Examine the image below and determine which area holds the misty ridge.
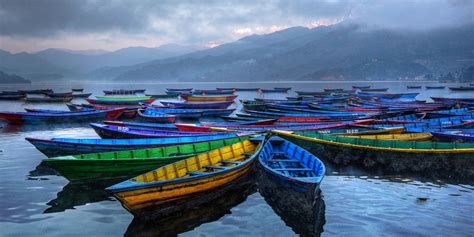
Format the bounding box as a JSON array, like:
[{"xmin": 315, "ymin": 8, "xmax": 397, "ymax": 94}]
[{"xmin": 1, "ymin": 22, "xmax": 473, "ymax": 83}]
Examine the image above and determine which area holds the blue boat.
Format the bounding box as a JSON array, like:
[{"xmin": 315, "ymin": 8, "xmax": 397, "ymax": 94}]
[
  {"xmin": 144, "ymin": 107, "xmax": 235, "ymax": 118},
  {"xmin": 258, "ymin": 136, "xmax": 325, "ymax": 201},
  {"xmin": 90, "ymin": 123, "xmax": 225, "ymax": 139},
  {"xmin": 432, "ymin": 132, "xmax": 474, "ymax": 143},
  {"xmin": 25, "ymin": 133, "xmax": 248, "ymax": 157}
]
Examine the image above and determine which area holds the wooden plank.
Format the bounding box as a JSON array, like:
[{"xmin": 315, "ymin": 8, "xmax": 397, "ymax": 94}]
[
  {"xmin": 274, "ymin": 168, "xmax": 313, "ymax": 172},
  {"xmin": 187, "ymin": 171, "xmax": 208, "ymax": 176},
  {"xmin": 203, "ymin": 165, "xmax": 227, "ymax": 170},
  {"xmin": 221, "ymin": 160, "xmax": 241, "ymax": 164},
  {"xmin": 268, "ymin": 160, "xmax": 301, "ymax": 163}
]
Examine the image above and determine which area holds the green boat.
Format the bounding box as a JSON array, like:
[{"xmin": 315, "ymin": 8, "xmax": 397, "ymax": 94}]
[
  {"xmin": 43, "ymin": 135, "xmax": 252, "ymax": 184},
  {"xmin": 272, "ymin": 130, "xmax": 474, "ymax": 180},
  {"xmin": 95, "ymin": 95, "xmax": 152, "ymax": 101}
]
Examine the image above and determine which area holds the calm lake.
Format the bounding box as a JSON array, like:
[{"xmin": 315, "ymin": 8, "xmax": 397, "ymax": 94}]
[{"xmin": 0, "ymin": 81, "xmax": 473, "ymax": 236}]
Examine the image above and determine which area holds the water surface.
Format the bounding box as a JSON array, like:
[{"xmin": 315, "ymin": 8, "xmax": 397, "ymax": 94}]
[{"xmin": 1, "ymin": 81, "xmax": 473, "ymax": 236}]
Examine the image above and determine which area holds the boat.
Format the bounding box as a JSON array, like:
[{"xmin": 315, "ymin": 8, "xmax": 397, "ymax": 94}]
[
  {"xmin": 426, "ymin": 86, "xmax": 445, "ymax": 89},
  {"xmin": 145, "ymin": 93, "xmax": 178, "ymax": 99},
  {"xmin": 407, "ymin": 86, "xmax": 422, "ymax": 89},
  {"xmin": 432, "ymin": 132, "xmax": 474, "ymax": 143},
  {"xmin": 143, "ymin": 107, "xmax": 235, "ymax": 118},
  {"xmin": 272, "ymin": 130, "xmax": 474, "ymax": 180},
  {"xmin": 260, "ymin": 88, "xmax": 291, "ymax": 93},
  {"xmin": 358, "ymin": 92, "xmax": 418, "ymax": 99},
  {"xmin": 449, "ymin": 86, "xmax": 474, "ymax": 91},
  {"xmin": 71, "ymin": 93, "xmax": 92, "ymax": 98},
  {"xmin": 159, "ymin": 101, "xmax": 233, "ymax": 109},
  {"xmin": 106, "ymin": 136, "xmax": 264, "ymax": 219},
  {"xmin": 1, "ymin": 90, "xmax": 25, "ymax": 95},
  {"xmin": 166, "ymin": 88, "xmax": 193, "ymax": 92},
  {"xmin": 0, "ymin": 108, "xmax": 125, "ymax": 125},
  {"xmin": 241, "ymin": 100, "xmax": 267, "ymax": 111},
  {"xmin": 19, "ymin": 89, "xmax": 53, "ymax": 94},
  {"xmin": 86, "ymin": 98, "xmax": 155, "ymax": 105},
  {"xmin": 72, "ymin": 88, "xmax": 84, "ymax": 92},
  {"xmin": 95, "ymin": 95, "xmax": 151, "ymax": 100},
  {"xmin": 26, "ymin": 133, "xmax": 250, "ymax": 157},
  {"xmin": 66, "ymin": 103, "xmax": 138, "ymax": 118},
  {"xmin": 103, "ymin": 89, "xmax": 145, "ymax": 95},
  {"xmin": 342, "ymin": 132, "xmax": 433, "ymax": 141},
  {"xmin": 258, "ymin": 136, "xmax": 325, "ymax": 202},
  {"xmin": 137, "ymin": 109, "xmax": 177, "ymax": 123},
  {"xmin": 42, "ymin": 135, "xmax": 253, "ymax": 184},
  {"xmin": 430, "ymin": 97, "xmax": 474, "ymax": 104},
  {"xmin": 103, "ymin": 121, "xmax": 178, "ymax": 130},
  {"xmin": 193, "ymin": 89, "xmax": 234, "ymax": 95},
  {"xmin": 24, "ymin": 97, "xmax": 73, "ymax": 103},
  {"xmin": 45, "ymin": 92, "xmax": 74, "ymax": 97},
  {"xmin": 89, "ymin": 123, "xmax": 226, "ymax": 139},
  {"xmin": 324, "ymin": 88, "xmax": 344, "ymax": 92},
  {"xmin": 295, "ymin": 91, "xmax": 332, "ymax": 96},
  {"xmin": 180, "ymin": 94, "xmax": 238, "ymax": 102},
  {"xmin": 360, "ymin": 88, "xmax": 389, "ymax": 92},
  {"xmin": 274, "ymin": 87, "xmax": 292, "ymax": 91},
  {"xmin": 352, "ymin": 86, "xmax": 371, "ymax": 89},
  {"xmin": 0, "ymin": 94, "xmax": 25, "ymax": 100}
]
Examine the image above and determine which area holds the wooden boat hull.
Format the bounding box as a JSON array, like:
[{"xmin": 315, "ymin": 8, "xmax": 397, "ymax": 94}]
[
  {"xmin": 258, "ymin": 137, "xmax": 325, "ymax": 202},
  {"xmin": 180, "ymin": 94, "xmax": 238, "ymax": 101},
  {"xmin": 432, "ymin": 132, "xmax": 474, "ymax": 143},
  {"xmin": 449, "ymin": 87, "xmax": 474, "ymax": 91},
  {"xmin": 71, "ymin": 93, "xmax": 92, "ymax": 98},
  {"xmin": 273, "ymin": 131, "xmax": 474, "ymax": 180},
  {"xmin": 90, "ymin": 123, "xmax": 223, "ymax": 139},
  {"xmin": 87, "ymin": 98, "xmax": 155, "ymax": 105},
  {"xmin": 0, "ymin": 108, "xmax": 125, "ymax": 125},
  {"xmin": 121, "ymin": 167, "xmax": 256, "ymax": 220},
  {"xmin": 137, "ymin": 109, "xmax": 176, "ymax": 123},
  {"xmin": 0, "ymin": 95, "xmax": 25, "ymax": 100},
  {"xmin": 43, "ymin": 135, "xmax": 251, "ymax": 184},
  {"xmin": 45, "ymin": 92, "xmax": 73, "ymax": 97},
  {"xmin": 24, "ymin": 97, "xmax": 73, "ymax": 103},
  {"xmin": 159, "ymin": 101, "xmax": 233, "ymax": 109},
  {"xmin": 107, "ymin": 138, "xmax": 263, "ymax": 219},
  {"xmin": 26, "ymin": 133, "xmax": 246, "ymax": 157}
]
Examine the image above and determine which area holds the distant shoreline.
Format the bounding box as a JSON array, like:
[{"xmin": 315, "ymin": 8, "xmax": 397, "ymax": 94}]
[{"xmin": 0, "ymin": 80, "xmax": 460, "ymax": 86}]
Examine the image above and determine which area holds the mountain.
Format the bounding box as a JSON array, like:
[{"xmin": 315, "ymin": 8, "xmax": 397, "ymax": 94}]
[
  {"xmin": 0, "ymin": 44, "xmax": 204, "ymax": 81},
  {"xmin": 111, "ymin": 23, "xmax": 474, "ymax": 81},
  {"xmin": 0, "ymin": 70, "xmax": 31, "ymax": 84},
  {"xmin": 0, "ymin": 50, "xmax": 68, "ymax": 81},
  {"xmin": 34, "ymin": 44, "xmax": 204, "ymax": 74}
]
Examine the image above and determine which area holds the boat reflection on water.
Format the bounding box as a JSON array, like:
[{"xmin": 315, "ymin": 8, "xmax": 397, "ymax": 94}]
[
  {"xmin": 125, "ymin": 182, "xmax": 257, "ymax": 236},
  {"xmin": 44, "ymin": 182, "xmax": 114, "ymax": 213},
  {"xmin": 258, "ymin": 169, "xmax": 326, "ymax": 237},
  {"xmin": 28, "ymin": 162, "xmax": 59, "ymax": 178}
]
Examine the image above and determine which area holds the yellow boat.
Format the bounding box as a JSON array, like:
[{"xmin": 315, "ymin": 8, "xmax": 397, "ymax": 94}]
[
  {"xmin": 180, "ymin": 94, "xmax": 238, "ymax": 101},
  {"xmin": 341, "ymin": 132, "xmax": 432, "ymax": 141},
  {"xmin": 107, "ymin": 137, "xmax": 264, "ymax": 219}
]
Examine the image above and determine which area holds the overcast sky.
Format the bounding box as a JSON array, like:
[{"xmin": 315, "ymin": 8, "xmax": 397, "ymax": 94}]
[{"xmin": 0, "ymin": 0, "xmax": 472, "ymax": 53}]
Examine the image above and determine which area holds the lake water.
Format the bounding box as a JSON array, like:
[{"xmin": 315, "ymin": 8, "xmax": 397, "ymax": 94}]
[{"xmin": 0, "ymin": 81, "xmax": 473, "ymax": 236}]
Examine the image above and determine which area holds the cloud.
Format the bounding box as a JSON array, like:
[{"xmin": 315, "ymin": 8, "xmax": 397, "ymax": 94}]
[{"xmin": 0, "ymin": 0, "xmax": 472, "ymax": 52}]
